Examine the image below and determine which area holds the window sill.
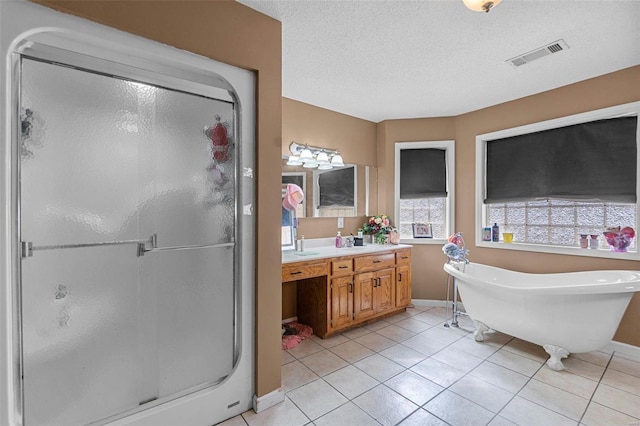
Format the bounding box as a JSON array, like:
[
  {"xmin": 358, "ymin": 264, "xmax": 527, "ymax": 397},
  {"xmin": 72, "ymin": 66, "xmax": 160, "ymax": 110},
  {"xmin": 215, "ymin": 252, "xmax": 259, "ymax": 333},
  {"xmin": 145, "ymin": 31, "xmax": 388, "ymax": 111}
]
[{"xmin": 476, "ymin": 240, "xmax": 639, "ymax": 260}]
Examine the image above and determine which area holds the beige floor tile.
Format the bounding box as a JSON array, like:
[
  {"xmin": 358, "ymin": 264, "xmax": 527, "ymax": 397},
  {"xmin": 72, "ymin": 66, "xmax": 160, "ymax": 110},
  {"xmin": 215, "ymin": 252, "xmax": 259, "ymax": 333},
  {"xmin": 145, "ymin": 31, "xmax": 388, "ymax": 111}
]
[
  {"xmin": 449, "ymin": 335, "xmax": 501, "ymax": 359},
  {"xmin": 375, "ymin": 324, "xmax": 416, "ymax": 342},
  {"xmin": 323, "ymin": 365, "xmax": 379, "ymax": 400},
  {"xmin": 405, "ymin": 305, "xmax": 431, "ymax": 315},
  {"xmin": 242, "ymin": 397, "xmax": 309, "ymax": 426},
  {"xmin": 592, "ymin": 383, "xmax": 640, "ymax": 418},
  {"xmin": 412, "ymin": 311, "xmax": 447, "ymax": 325},
  {"xmin": 379, "ymin": 344, "xmax": 426, "ymax": 368},
  {"xmin": 342, "ymin": 326, "xmax": 373, "ymax": 339},
  {"xmin": 354, "ymin": 353, "xmax": 405, "ymax": 382},
  {"xmin": 465, "ymin": 330, "xmax": 513, "ymax": 347},
  {"xmin": 609, "ymin": 353, "xmax": 640, "ymax": 378},
  {"xmin": 600, "ymin": 367, "xmax": 640, "ymax": 396},
  {"xmin": 532, "ymin": 365, "xmax": 598, "ymax": 399},
  {"xmin": 487, "ymin": 416, "xmax": 517, "ymax": 426},
  {"xmin": 218, "ymin": 414, "xmax": 248, "ymax": 425},
  {"xmin": 385, "ymin": 311, "xmax": 414, "ymax": 323},
  {"xmin": 449, "ymin": 374, "xmax": 514, "ymax": 413},
  {"xmin": 384, "ymin": 370, "xmax": 444, "ymax": 406},
  {"xmin": 518, "ymin": 379, "xmax": 589, "ymax": 421},
  {"xmin": 287, "ymin": 379, "xmax": 348, "ymax": 421},
  {"xmin": 432, "ymin": 345, "xmax": 485, "ymax": 373},
  {"xmin": 310, "ymin": 333, "xmax": 350, "ymax": 348},
  {"xmin": 282, "ymin": 349, "xmax": 296, "ymax": 365},
  {"xmin": 502, "ymin": 338, "xmax": 548, "ymax": 362},
  {"xmin": 286, "ymin": 338, "xmax": 324, "ymax": 359},
  {"xmin": 469, "ymin": 361, "xmax": 529, "ymax": 394},
  {"xmin": 563, "ymin": 356, "xmax": 607, "ymax": 381},
  {"xmin": 352, "ymin": 385, "xmax": 418, "ymax": 426},
  {"xmin": 397, "ymin": 408, "xmax": 448, "ymax": 426},
  {"xmin": 581, "ymin": 401, "xmax": 640, "ymax": 426},
  {"xmin": 329, "ymin": 340, "xmax": 375, "ymax": 363},
  {"xmin": 424, "ymin": 390, "xmax": 494, "ymax": 426},
  {"xmin": 411, "ymin": 357, "xmax": 466, "ymax": 387},
  {"xmin": 488, "ymin": 348, "xmax": 544, "ymax": 377},
  {"xmin": 354, "ymin": 332, "xmax": 397, "ymax": 352},
  {"xmin": 313, "ymin": 401, "xmax": 375, "ymax": 426},
  {"xmin": 281, "ymin": 360, "xmax": 318, "ymax": 392},
  {"xmin": 299, "ymin": 349, "xmax": 349, "ymax": 377},
  {"xmin": 364, "ymin": 319, "xmax": 392, "ymax": 331},
  {"xmin": 571, "ymin": 351, "xmax": 611, "ymax": 367},
  {"xmin": 428, "ymin": 307, "xmax": 449, "ymax": 317},
  {"xmin": 420, "ymin": 325, "xmax": 465, "ymax": 345},
  {"xmin": 499, "ymin": 396, "xmax": 576, "ymax": 426},
  {"xmin": 402, "ymin": 333, "xmax": 450, "ymax": 356},
  {"xmin": 394, "ymin": 317, "xmax": 432, "ymax": 333}
]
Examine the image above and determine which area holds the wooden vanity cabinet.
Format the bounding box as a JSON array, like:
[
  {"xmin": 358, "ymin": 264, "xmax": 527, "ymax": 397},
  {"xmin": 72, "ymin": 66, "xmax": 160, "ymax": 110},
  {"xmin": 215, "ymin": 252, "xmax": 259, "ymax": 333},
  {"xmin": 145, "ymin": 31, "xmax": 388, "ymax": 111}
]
[
  {"xmin": 288, "ymin": 247, "xmax": 411, "ymax": 338},
  {"xmin": 395, "ymin": 249, "xmax": 412, "ymax": 308}
]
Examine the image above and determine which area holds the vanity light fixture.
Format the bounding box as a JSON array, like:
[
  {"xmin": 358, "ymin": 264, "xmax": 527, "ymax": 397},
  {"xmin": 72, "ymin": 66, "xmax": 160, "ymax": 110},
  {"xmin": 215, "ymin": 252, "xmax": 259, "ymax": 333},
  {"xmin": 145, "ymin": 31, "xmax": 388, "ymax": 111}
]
[
  {"xmin": 463, "ymin": 0, "xmax": 502, "ymax": 13},
  {"xmin": 289, "ymin": 141, "xmax": 345, "ymax": 170}
]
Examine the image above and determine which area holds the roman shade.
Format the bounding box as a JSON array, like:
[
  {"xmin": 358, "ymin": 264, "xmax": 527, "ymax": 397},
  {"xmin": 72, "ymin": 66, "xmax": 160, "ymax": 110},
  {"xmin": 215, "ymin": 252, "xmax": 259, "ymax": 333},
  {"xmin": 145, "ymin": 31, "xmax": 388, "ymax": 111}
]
[
  {"xmin": 318, "ymin": 166, "xmax": 354, "ymax": 207},
  {"xmin": 400, "ymin": 148, "xmax": 447, "ymax": 199},
  {"xmin": 485, "ymin": 116, "xmax": 637, "ymax": 204}
]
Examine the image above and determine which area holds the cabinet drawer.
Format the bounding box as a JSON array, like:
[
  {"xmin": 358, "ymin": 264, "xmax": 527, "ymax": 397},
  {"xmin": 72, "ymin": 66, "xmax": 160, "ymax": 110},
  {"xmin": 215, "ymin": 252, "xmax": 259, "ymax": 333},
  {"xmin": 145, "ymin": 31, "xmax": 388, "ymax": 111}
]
[
  {"xmin": 354, "ymin": 253, "xmax": 395, "ymax": 272},
  {"xmin": 332, "ymin": 259, "xmax": 353, "ymax": 276},
  {"xmin": 396, "ymin": 249, "xmax": 411, "ymax": 265},
  {"xmin": 282, "ymin": 261, "xmax": 329, "ymax": 282}
]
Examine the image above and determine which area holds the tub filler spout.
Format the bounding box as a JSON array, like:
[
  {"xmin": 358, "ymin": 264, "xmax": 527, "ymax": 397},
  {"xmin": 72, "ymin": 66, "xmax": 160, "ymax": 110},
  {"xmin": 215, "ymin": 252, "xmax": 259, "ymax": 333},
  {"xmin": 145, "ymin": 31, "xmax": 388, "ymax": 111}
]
[{"xmin": 443, "ymin": 262, "xmax": 640, "ymax": 371}]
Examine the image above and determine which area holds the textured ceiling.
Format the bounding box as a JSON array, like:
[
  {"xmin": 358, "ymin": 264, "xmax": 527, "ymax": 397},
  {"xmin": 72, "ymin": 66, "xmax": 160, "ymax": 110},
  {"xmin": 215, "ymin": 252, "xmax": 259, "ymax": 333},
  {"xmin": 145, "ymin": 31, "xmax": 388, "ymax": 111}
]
[{"xmin": 236, "ymin": 0, "xmax": 640, "ymax": 123}]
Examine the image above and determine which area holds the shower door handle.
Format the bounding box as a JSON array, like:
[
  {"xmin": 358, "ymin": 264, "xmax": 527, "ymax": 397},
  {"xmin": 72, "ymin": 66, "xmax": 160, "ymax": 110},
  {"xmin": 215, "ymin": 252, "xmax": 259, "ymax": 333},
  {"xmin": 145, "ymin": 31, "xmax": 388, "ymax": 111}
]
[
  {"xmin": 22, "ymin": 234, "xmax": 157, "ymax": 258},
  {"xmin": 138, "ymin": 241, "xmax": 234, "ymax": 256}
]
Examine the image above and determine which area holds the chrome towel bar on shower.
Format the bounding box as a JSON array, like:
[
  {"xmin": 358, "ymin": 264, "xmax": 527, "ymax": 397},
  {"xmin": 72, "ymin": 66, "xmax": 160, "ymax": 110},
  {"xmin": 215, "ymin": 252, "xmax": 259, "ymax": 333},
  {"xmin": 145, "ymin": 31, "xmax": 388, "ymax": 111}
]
[{"xmin": 21, "ymin": 234, "xmax": 157, "ymax": 258}]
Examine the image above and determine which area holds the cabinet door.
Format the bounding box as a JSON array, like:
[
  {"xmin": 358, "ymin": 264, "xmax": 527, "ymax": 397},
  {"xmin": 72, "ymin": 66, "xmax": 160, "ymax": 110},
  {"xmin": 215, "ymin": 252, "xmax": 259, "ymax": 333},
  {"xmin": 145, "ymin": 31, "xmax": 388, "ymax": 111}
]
[
  {"xmin": 396, "ymin": 264, "xmax": 412, "ymax": 308},
  {"xmin": 331, "ymin": 276, "xmax": 353, "ymax": 330},
  {"xmin": 354, "ymin": 272, "xmax": 376, "ymax": 321},
  {"xmin": 375, "ymin": 268, "xmax": 396, "ymax": 314}
]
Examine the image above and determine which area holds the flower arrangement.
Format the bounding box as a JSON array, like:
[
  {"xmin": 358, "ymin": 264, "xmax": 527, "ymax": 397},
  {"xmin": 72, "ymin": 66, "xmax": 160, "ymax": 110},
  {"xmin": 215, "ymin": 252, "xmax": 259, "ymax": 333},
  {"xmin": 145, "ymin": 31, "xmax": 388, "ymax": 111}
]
[
  {"xmin": 603, "ymin": 226, "xmax": 635, "ymax": 252},
  {"xmin": 362, "ymin": 214, "xmax": 392, "ymax": 236}
]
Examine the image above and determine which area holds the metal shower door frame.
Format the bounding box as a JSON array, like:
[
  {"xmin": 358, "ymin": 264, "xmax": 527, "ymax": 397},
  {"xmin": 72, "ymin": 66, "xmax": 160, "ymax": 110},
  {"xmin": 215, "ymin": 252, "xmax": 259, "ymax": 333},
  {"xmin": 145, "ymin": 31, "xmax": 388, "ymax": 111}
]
[{"xmin": 11, "ymin": 41, "xmax": 246, "ymax": 425}]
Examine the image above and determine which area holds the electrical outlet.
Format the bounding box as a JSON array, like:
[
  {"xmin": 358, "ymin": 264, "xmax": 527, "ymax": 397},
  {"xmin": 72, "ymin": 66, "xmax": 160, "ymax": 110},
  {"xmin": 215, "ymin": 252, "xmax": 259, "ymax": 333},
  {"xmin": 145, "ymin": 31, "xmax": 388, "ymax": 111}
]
[{"xmin": 337, "ymin": 217, "xmax": 344, "ymax": 228}]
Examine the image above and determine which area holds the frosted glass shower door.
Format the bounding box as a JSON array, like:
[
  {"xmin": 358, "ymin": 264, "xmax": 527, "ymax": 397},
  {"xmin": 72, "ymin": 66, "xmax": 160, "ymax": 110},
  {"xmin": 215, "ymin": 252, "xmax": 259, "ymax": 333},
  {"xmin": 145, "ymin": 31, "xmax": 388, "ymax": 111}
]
[{"xmin": 20, "ymin": 56, "xmax": 237, "ymax": 425}]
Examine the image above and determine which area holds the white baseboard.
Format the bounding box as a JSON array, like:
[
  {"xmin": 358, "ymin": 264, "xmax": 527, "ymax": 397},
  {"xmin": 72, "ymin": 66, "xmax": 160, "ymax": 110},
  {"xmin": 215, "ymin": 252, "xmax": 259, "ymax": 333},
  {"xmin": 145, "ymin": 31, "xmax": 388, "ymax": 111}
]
[
  {"xmin": 252, "ymin": 388, "xmax": 284, "ymax": 413},
  {"xmin": 604, "ymin": 340, "xmax": 640, "ymax": 359},
  {"xmin": 282, "ymin": 317, "xmax": 297, "ymax": 324}
]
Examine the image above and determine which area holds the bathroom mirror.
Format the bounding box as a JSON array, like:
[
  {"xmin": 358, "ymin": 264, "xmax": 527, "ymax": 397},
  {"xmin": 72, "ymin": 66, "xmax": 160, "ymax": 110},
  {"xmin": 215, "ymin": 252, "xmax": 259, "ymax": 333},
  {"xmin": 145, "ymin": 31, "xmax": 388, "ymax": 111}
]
[{"xmin": 282, "ymin": 157, "xmax": 376, "ymax": 218}]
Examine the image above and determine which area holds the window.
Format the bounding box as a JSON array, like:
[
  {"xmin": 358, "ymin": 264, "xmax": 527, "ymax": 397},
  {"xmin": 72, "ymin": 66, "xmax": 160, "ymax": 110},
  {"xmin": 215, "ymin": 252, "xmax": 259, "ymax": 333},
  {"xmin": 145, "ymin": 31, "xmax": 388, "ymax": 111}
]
[
  {"xmin": 476, "ymin": 102, "xmax": 639, "ymax": 258},
  {"xmin": 395, "ymin": 141, "xmax": 455, "ymax": 242}
]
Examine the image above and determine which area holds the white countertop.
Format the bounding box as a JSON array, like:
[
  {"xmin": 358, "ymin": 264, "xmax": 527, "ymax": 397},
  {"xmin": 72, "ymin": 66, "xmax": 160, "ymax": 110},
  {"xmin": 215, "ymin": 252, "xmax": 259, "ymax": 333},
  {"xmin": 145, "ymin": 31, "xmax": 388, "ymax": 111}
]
[{"xmin": 282, "ymin": 242, "xmax": 412, "ymax": 264}]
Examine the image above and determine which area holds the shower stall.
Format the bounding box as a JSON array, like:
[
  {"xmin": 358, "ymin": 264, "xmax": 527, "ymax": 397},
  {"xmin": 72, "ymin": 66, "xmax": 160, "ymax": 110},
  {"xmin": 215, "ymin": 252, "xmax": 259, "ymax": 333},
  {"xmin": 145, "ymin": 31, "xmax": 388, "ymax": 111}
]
[{"xmin": 1, "ymin": 2, "xmax": 255, "ymax": 425}]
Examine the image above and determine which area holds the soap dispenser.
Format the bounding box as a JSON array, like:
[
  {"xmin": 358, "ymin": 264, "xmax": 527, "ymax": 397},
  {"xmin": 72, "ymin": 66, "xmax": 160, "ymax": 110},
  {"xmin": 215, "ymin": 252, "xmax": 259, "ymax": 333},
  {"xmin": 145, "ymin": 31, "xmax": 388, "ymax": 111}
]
[{"xmin": 335, "ymin": 231, "xmax": 343, "ymax": 248}]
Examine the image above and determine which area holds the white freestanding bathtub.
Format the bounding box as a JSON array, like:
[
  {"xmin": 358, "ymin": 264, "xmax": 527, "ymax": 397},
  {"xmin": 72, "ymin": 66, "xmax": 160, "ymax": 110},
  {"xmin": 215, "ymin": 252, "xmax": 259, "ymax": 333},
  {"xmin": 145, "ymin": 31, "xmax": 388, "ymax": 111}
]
[{"xmin": 443, "ymin": 262, "xmax": 640, "ymax": 370}]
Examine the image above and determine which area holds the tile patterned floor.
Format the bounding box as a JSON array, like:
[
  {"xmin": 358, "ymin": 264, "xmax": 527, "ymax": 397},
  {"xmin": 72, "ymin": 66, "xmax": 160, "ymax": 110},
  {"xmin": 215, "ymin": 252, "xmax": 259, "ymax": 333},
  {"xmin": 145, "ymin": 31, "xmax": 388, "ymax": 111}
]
[{"xmin": 221, "ymin": 306, "xmax": 640, "ymax": 426}]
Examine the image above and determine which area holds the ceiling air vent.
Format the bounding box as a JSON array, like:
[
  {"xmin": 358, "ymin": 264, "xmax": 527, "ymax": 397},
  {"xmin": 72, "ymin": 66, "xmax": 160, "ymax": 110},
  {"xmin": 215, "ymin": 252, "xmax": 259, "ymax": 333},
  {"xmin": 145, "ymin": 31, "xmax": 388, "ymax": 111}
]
[{"xmin": 506, "ymin": 39, "xmax": 569, "ymax": 67}]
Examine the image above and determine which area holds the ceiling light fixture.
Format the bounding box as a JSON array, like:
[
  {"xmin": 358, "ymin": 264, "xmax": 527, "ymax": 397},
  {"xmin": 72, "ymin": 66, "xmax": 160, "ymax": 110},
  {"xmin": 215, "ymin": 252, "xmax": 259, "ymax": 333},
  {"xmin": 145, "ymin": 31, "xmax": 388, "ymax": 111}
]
[
  {"xmin": 288, "ymin": 142, "xmax": 345, "ymax": 170},
  {"xmin": 463, "ymin": 0, "xmax": 502, "ymax": 13}
]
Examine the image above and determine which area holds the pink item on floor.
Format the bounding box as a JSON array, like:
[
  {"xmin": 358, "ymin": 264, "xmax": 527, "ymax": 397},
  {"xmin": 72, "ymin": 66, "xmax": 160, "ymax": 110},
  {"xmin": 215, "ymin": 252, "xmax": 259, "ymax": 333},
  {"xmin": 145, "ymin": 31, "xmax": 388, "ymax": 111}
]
[{"xmin": 281, "ymin": 321, "xmax": 313, "ymax": 350}]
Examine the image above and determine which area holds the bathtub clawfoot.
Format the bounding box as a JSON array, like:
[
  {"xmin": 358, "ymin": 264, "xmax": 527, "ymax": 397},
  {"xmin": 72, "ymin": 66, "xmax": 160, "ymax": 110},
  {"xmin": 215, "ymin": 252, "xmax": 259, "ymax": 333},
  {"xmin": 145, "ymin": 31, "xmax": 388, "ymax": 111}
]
[
  {"xmin": 543, "ymin": 345, "xmax": 569, "ymax": 371},
  {"xmin": 473, "ymin": 320, "xmax": 490, "ymax": 342}
]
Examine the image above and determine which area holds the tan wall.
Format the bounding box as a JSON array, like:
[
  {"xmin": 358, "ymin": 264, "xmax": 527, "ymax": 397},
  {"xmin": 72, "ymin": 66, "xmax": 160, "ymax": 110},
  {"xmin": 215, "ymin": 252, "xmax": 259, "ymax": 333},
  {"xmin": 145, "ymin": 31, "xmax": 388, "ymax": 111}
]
[
  {"xmin": 378, "ymin": 66, "xmax": 640, "ymax": 346},
  {"xmin": 31, "ymin": 0, "xmax": 283, "ymax": 397}
]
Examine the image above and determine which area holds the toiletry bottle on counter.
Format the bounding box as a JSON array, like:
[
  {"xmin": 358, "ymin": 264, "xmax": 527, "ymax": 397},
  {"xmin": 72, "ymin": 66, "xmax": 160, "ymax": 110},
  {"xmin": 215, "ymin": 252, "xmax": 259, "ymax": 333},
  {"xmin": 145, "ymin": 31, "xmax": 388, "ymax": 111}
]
[
  {"xmin": 298, "ymin": 235, "xmax": 304, "ymax": 252},
  {"xmin": 492, "ymin": 223, "xmax": 500, "ymax": 242},
  {"xmin": 335, "ymin": 231, "xmax": 343, "ymax": 248}
]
